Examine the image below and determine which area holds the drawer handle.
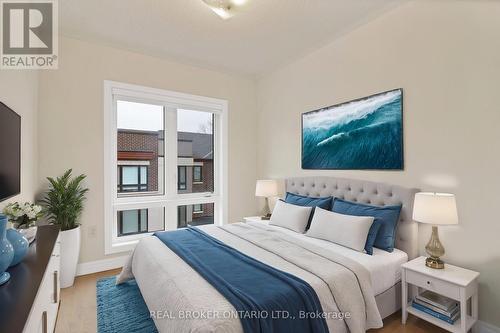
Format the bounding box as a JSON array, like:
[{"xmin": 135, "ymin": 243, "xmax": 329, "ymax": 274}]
[
  {"xmin": 42, "ymin": 311, "xmax": 48, "ymax": 333},
  {"xmin": 53, "ymin": 270, "xmax": 59, "ymax": 303}
]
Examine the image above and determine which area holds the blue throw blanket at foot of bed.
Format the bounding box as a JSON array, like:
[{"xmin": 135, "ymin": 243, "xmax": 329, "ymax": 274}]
[{"xmin": 154, "ymin": 227, "xmax": 329, "ymax": 333}]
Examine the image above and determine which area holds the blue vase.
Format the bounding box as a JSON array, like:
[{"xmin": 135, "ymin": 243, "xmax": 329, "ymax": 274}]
[
  {"xmin": 0, "ymin": 214, "xmax": 14, "ymax": 285},
  {"xmin": 6, "ymin": 228, "xmax": 28, "ymax": 266}
]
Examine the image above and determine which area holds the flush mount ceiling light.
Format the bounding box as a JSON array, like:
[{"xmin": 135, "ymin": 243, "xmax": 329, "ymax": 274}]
[{"xmin": 202, "ymin": 0, "xmax": 247, "ymax": 20}]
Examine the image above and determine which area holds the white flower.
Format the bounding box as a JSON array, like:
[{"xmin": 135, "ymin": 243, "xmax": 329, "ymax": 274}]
[{"xmin": 2, "ymin": 202, "xmax": 42, "ymax": 223}]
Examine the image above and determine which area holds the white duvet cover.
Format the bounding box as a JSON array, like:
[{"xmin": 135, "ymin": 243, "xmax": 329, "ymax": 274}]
[
  {"xmin": 248, "ymin": 221, "xmax": 408, "ymax": 296},
  {"xmin": 117, "ymin": 222, "xmax": 395, "ymax": 333}
]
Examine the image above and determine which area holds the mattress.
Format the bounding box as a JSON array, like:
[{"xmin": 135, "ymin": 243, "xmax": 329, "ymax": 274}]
[{"xmin": 248, "ymin": 221, "xmax": 408, "ymax": 296}]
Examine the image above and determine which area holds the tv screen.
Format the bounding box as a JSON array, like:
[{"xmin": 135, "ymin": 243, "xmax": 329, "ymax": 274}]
[{"xmin": 0, "ymin": 102, "xmax": 21, "ymax": 201}]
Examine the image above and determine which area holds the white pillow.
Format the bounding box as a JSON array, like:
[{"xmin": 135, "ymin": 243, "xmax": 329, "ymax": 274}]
[
  {"xmin": 269, "ymin": 200, "xmax": 313, "ymax": 233},
  {"xmin": 306, "ymin": 207, "xmax": 374, "ymax": 252}
]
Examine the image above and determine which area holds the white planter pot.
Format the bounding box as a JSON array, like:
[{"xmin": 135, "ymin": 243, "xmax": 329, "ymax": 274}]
[{"xmin": 59, "ymin": 226, "xmax": 81, "ymax": 288}]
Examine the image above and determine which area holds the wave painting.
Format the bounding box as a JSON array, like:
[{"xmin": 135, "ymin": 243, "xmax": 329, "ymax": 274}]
[{"xmin": 302, "ymin": 89, "xmax": 403, "ymax": 170}]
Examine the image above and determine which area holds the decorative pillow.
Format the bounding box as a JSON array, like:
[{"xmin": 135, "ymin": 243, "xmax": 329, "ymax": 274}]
[
  {"xmin": 284, "ymin": 192, "xmax": 333, "ymax": 229},
  {"xmin": 269, "ymin": 200, "xmax": 313, "ymax": 233},
  {"xmin": 306, "ymin": 207, "xmax": 374, "ymax": 252},
  {"xmin": 332, "ymin": 198, "xmax": 402, "ymax": 253}
]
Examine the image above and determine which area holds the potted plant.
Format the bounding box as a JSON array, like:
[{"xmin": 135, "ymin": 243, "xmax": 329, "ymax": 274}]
[
  {"xmin": 41, "ymin": 169, "xmax": 89, "ymax": 288},
  {"xmin": 2, "ymin": 202, "xmax": 43, "ymax": 243}
]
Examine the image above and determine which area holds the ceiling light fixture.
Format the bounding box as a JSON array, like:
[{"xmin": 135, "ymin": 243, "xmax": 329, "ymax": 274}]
[{"xmin": 202, "ymin": 0, "xmax": 247, "ymax": 20}]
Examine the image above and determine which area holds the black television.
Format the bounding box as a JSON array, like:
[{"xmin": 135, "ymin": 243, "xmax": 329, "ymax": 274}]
[{"xmin": 0, "ymin": 102, "xmax": 21, "ymax": 202}]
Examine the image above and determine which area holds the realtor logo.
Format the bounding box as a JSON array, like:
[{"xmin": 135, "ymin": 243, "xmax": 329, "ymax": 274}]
[{"xmin": 1, "ymin": 0, "xmax": 58, "ymax": 69}]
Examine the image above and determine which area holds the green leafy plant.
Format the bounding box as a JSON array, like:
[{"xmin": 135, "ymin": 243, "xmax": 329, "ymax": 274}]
[{"xmin": 40, "ymin": 169, "xmax": 89, "ymax": 231}]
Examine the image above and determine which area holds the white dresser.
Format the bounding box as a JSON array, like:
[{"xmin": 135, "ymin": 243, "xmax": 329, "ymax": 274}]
[
  {"xmin": 0, "ymin": 226, "xmax": 61, "ymax": 333},
  {"xmin": 24, "ymin": 233, "xmax": 61, "ymax": 333}
]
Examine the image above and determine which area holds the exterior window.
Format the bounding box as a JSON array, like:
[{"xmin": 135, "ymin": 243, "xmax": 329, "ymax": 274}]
[
  {"xmin": 193, "ymin": 204, "xmax": 203, "ymax": 213},
  {"xmin": 177, "ymin": 203, "xmax": 214, "ymax": 228},
  {"xmin": 177, "ymin": 206, "xmax": 187, "ymax": 228},
  {"xmin": 193, "ymin": 166, "xmax": 203, "ymax": 183},
  {"xmin": 105, "ymin": 81, "xmax": 227, "ymax": 254},
  {"xmin": 118, "ymin": 165, "xmax": 148, "ymax": 192},
  {"xmin": 118, "ymin": 209, "xmax": 148, "ymax": 236},
  {"xmin": 178, "ymin": 166, "xmax": 187, "ymax": 190}
]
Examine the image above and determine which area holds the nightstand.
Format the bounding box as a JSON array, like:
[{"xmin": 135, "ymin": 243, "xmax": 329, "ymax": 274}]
[
  {"xmin": 242, "ymin": 216, "xmax": 264, "ymax": 223},
  {"xmin": 402, "ymin": 256, "xmax": 479, "ymax": 333}
]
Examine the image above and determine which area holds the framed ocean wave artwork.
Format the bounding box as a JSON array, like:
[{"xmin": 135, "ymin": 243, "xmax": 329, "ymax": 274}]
[{"xmin": 301, "ymin": 88, "xmax": 403, "ymax": 170}]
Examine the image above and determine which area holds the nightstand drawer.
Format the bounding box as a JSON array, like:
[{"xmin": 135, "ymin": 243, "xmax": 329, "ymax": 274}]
[{"xmin": 406, "ymin": 270, "xmax": 460, "ymax": 300}]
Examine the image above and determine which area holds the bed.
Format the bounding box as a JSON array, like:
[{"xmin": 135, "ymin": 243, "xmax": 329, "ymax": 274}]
[{"xmin": 117, "ymin": 176, "xmax": 419, "ymax": 333}]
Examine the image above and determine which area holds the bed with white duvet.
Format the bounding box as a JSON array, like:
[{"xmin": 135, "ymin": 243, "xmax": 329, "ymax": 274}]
[{"xmin": 117, "ymin": 177, "xmax": 419, "ymax": 333}]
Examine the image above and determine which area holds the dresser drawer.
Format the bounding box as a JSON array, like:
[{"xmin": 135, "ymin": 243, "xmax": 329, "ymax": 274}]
[
  {"xmin": 406, "ymin": 269, "xmax": 460, "ymax": 300},
  {"xmin": 23, "ymin": 233, "xmax": 61, "ymax": 333}
]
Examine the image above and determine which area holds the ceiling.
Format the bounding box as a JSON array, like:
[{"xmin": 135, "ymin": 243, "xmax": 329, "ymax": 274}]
[{"xmin": 60, "ymin": 0, "xmax": 406, "ymax": 77}]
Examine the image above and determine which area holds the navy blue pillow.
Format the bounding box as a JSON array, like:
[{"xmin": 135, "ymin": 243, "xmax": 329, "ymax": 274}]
[
  {"xmin": 332, "ymin": 198, "xmax": 402, "ymax": 254},
  {"xmin": 284, "ymin": 192, "xmax": 333, "ymax": 229}
]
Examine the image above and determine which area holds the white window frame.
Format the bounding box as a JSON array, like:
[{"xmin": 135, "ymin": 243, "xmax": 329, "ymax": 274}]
[{"xmin": 104, "ymin": 80, "xmax": 228, "ymax": 254}]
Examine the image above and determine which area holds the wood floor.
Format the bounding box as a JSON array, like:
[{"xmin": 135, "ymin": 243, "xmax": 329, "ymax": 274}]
[{"xmin": 55, "ymin": 269, "xmax": 446, "ymax": 333}]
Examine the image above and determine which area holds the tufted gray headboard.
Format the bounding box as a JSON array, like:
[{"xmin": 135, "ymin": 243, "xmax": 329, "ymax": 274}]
[{"xmin": 286, "ymin": 176, "xmax": 420, "ymax": 260}]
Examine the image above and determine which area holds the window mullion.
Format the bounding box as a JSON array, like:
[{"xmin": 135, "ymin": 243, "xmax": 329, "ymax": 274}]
[{"xmin": 164, "ymin": 106, "xmax": 178, "ymax": 230}]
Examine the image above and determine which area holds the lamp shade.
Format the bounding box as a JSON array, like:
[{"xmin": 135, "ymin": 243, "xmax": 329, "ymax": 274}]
[
  {"xmin": 255, "ymin": 180, "xmax": 278, "ymax": 197},
  {"xmin": 413, "ymin": 192, "xmax": 458, "ymax": 225}
]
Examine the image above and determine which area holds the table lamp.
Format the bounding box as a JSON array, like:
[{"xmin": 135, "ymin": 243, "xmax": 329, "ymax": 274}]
[
  {"xmin": 413, "ymin": 192, "xmax": 458, "ymax": 269},
  {"xmin": 255, "ymin": 180, "xmax": 278, "ymax": 220}
]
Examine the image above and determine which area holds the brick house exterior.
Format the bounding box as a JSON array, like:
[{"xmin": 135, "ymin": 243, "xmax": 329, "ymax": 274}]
[
  {"xmin": 117, "ymin": 129, "xmax": 213, "ymax": 227},
  {"xmin": 117, "ymin": 129, "xmax": 160, "ymax": 192},
  {"xmin": 178, "ymin": 132, "xmax": 214, "ymax": 223}
]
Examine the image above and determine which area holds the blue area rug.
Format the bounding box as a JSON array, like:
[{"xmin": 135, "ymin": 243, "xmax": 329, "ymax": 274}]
[{"xmin": 96, "ymin": 277, "xmax": 158, "ymax": 333}]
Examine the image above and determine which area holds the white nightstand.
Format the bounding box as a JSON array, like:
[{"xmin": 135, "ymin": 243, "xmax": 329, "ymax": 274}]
[
  {"xmin": 402, "ymin": 256, "xmax": 479, "ymax": 333},
  {"xmin": 242, "ymin": 216, "xmax": 265, "ymax": 223}
]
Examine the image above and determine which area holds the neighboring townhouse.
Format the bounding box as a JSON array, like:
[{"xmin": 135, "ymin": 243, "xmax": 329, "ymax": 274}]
[{"xmin": 116, "ymin": 129, "xmax": 214, "ymax": 235}]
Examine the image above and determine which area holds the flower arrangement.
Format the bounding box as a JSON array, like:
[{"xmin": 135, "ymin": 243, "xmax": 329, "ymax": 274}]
[{"xmin": 2, "ymin": 202, "xmax": 43, "ymax": 229}]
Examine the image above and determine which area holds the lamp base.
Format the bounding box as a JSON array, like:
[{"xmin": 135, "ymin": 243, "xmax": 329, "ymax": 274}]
[
  {"xmin": 425, "ymin": 256, "xmax": 445, "ymax": 269},
  {"xmin": 425, "ymin": 226, "xmax": 446, "ymax": 269}
]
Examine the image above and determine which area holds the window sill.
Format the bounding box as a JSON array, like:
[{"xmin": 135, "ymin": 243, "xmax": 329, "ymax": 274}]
[
  {"xmin": 106, "ymin": 232, "xmax": 155, "ymax": 254},
  {"xmin": 106, "ymin": 239, "xmax": 140, "ymax": 254}
]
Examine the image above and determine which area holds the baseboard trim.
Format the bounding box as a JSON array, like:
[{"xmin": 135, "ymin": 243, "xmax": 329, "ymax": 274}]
[
  {"xmin": 478, "ymin": 321, "xmax": 500, "ymax": 333},
  {"xmin": 76, "ymin": 256, "xmax": 128, "ymax": 276}
]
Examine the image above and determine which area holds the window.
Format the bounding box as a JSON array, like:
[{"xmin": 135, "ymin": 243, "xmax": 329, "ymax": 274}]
[
  {"xmin": 193, "ymin": 204, "xmax": 203, "ymax": 213},
  {"xmin": 177, "ymin": 110, "xmax": 214, "ymax": 194},
  {"xmin": 193, "ymin": 166, "xmax": 203, "ymax": 183},
  {"xmin": 178, "ymin": 203, "xmax": 214, "ymax": 228},
  {"xmin": 104, "ymin": 81, "xmax": 228, "ymax": 254},
  {"xmin": 118, "ymin": 209, "xmax": 148, "ymax": 236},
  {"xmin": 117, "ymin": 207, "xmax": 165, "ymax": 237},
  {"xmin": 118, "ymin": 165, "xmax": 148, "ymax": 192},
  {"xmin": 177, "ymin": 206, "xmax": 187, "ymax": 228},
  {"xmin": 178, "ymin": 166, "xmax": 187, "ymax": 190},
  {"xmin": 116, "ymin": 101, "xmax": 164, "ymax": 197}
]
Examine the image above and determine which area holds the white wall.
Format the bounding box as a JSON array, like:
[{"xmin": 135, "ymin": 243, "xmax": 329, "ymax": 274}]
[
  {"xmin": 38, "ymin": 37, "xmax": 258, "ymax": 263},
  {"xmin": 256, "ymin": 0, "xmax": 500, "ymax": 327},
  {"xmin": 0, "ymin": 71, "xmax": 38, "ymax": 210}
]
